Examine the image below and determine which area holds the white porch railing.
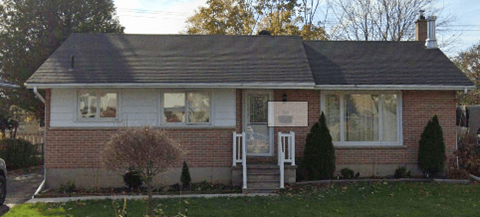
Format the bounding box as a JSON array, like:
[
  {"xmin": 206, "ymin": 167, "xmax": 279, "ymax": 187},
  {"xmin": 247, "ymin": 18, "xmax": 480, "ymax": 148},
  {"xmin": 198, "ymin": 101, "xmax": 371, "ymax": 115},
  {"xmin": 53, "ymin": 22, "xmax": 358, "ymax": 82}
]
[
  {"xmin": 233, "ymin": 132, "xmax": 247, "ymax": 189},
  {"xmin": 278, "ymin": 131, "xmax": 295, "ymax": 189}
]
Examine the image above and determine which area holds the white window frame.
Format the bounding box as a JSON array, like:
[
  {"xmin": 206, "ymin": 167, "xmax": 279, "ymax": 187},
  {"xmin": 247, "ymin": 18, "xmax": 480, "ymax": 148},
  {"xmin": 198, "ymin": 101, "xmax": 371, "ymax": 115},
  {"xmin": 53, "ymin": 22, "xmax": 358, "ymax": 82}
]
[
  {"xmin": 76, "ymin": 89, "xmax": 120, "ymax": 122},
  {"xmin": 160, "ymin": 90, "xmax": 212, "ymax": 126},
  {"xmin": 320, "ymin": 91, "xmax": 403, "ymax": 147}
]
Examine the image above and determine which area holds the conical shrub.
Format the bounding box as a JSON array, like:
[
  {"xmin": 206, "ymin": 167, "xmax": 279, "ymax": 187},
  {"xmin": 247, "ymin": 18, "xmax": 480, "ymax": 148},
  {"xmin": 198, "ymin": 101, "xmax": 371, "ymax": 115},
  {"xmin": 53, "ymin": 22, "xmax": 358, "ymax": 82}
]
[
  {"xmin": 418, "ymin": 115, "xmax": 446, "ymax": 177},
  {"xmin": 302, "ymin": 112, "xmax": 336, "ymax": 180},
  {"xmin": 180, "ymin": 161, "xmax": 191, "ymax": 188}
]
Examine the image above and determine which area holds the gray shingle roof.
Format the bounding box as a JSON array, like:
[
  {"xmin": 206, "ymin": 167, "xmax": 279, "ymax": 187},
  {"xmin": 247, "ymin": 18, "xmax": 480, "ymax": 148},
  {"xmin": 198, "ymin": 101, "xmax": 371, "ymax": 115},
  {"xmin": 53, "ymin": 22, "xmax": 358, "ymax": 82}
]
[
  {"xmin": 26, "ymin": 34, "xmax": 474, "ymax": 89},
  {"xmin": 26, "ymin": 34, "xmax": 314, "ymax": 85},
  {"xmin": 303, "ymin": 41, "xmax": 474, "ymax": 86}
]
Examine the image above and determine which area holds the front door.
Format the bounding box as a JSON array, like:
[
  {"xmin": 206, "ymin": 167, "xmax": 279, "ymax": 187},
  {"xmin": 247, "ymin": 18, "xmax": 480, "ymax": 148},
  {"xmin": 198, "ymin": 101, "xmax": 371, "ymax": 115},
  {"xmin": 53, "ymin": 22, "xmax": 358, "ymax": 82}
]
[{"xmin": 243, "ymin": 90, "xmax": 273, "ymax": 156}]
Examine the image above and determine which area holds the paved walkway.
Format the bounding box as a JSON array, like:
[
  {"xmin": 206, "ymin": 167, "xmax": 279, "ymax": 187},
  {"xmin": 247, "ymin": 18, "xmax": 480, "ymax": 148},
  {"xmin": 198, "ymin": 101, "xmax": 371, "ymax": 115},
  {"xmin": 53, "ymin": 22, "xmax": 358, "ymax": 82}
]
[
  {"xmin": 5, "ymin": 166, "xmax": 44, "ymax": 208},
  {"xmin": 27, "ymin": 193, "xmax": 275, "ymax": 203}
]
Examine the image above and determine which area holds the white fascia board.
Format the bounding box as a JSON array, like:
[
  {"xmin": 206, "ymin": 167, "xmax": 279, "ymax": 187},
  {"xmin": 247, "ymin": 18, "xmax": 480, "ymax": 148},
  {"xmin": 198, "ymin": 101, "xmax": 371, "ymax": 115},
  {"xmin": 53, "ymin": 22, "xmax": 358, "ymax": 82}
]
[
  {"xmin": 314, "ymin": 84, "xmax": 476, "ymax": 91},
  {"xmin": 25, "ymin": 82, "xmax": 316, "ymax": 89}
]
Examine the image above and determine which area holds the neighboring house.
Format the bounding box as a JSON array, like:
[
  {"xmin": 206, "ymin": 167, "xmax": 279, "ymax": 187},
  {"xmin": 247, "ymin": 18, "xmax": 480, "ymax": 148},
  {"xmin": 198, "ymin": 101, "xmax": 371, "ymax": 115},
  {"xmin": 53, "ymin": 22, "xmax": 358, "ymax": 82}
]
[{"xmin": 25, "ymin": 15, "xmax": 474, "ymax": 190}]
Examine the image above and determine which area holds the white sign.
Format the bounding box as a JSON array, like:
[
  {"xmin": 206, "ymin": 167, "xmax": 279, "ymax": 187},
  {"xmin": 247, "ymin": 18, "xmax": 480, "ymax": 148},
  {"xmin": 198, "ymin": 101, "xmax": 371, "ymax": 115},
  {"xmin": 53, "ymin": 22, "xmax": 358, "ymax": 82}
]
[{"xmin": 268, "ymin": 102, "xmax": 308, "ymax": 127}]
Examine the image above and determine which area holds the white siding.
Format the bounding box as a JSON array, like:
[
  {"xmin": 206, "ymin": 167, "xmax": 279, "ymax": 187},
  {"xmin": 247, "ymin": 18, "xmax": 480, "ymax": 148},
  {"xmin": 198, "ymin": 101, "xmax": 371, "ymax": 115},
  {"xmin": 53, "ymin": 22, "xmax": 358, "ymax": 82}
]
[
  {"xmin": 212, "ymin": 89, "xmax": 236, "ymax": 127},
  {"xmin": 50, "ymin": 88, "xmax": 236, "ymax": 128}
]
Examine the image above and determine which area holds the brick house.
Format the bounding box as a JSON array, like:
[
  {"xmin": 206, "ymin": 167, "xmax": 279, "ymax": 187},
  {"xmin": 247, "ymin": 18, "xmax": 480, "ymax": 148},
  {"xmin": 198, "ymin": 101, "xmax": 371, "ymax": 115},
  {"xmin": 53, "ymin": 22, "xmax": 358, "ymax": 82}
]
[{"xmin": 25, "ymin": 15, "xmax": 474, "ymax": 191}]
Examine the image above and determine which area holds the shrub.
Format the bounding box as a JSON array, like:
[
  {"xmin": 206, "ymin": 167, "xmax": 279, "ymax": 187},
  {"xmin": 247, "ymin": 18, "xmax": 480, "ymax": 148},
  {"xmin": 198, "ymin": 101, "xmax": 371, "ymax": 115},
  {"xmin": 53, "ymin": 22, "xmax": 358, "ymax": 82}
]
[
  {"xmin": 394, "ymin": 166, "xmax": 411, "ymax": 179},
  {"xmin": 59, "ymin": 180, "xmax": 76, "ymax": 193},
  {"xmin": 446, "ymin": 141, "xmax": 480, "ymax": 179},
  {"xmin": 0, "ymin": 139, "xmax": 39, "ymax": 170},
  {"xmin": 102, "ymin": 127, "xmax": 182, "ymax": 216},
  {"xmin": 302, "ymin": 112, "xmax": 336, "ymax": 180},
  {"xmin": 340, "ymin": 167, "xmax": 354, "ymax": 179},
  {"xmin": 418, "ymin": 115, "xmax": 446, "ymax": 177},
  {"xmin": 180, "ymin": 161, "xmax": 191, "ymax": 189},
  {"xmin": 123, "ymin": 169, "xmax": 143, "ymax": 189}
]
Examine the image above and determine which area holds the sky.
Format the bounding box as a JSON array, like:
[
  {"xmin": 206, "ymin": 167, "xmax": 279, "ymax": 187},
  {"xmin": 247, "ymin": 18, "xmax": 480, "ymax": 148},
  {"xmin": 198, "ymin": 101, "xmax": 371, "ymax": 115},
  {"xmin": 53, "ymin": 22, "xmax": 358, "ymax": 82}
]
[{"xmin": 113, "ymin": 0, "xmax": 480, "ymax": 56}]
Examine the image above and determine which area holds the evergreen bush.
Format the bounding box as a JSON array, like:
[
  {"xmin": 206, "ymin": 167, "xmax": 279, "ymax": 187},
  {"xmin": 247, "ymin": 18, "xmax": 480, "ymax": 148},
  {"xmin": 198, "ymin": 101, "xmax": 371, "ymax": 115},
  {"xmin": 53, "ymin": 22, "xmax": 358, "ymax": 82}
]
[
  {"xmin": 418, "ymin": 115, "xmax": 446, "ymax": 177},
  {"xmin": 340, "ymin": 167, "xmax": 354, "ymax": 179},
  {"xmin": 302, "ymin": 112, "xmax": 336, "ymax": 180},
  {"xmin": 0, "ymin": 139, "xmax": 39, "ymax": 170},
  {"xmin": 180, "ymin": 161, "xmax": 191, "ymax": 188},
  {"xmin": 123, "ymin": 169, "xmax": 143, "ymax": 189}
]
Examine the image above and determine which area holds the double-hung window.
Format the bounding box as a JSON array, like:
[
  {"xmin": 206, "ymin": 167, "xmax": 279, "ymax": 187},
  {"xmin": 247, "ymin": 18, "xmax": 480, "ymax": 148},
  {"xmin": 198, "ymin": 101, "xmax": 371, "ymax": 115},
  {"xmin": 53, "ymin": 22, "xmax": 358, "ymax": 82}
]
[
  {"xmin": 163, "ymin": 91, "xmax": 210, "ymax": 125},
  {"xmin": 321, "ymin": 92, "xmax": 402, "ymax": 147},
  {"xmin": 78, "ymin": 90, "xmax": 118, "ymax": 120}
]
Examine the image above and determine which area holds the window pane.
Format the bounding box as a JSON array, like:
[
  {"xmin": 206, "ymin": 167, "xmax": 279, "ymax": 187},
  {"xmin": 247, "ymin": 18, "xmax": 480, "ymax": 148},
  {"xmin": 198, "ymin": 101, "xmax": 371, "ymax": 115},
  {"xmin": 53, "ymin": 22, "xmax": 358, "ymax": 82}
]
[
  {"xmin": 345, "ymin": 94, "xmax": 379, "ymax": 141},
  {"xmin": 249, "ymin": 94, "xmax": 268, "ymax": 123},
  {"xmin": 382, "ymin": 94, "xmax": 397, "ymax": 142},
  {"xmin": 187, "ymin": 92, "xmax": 210, "ymax": 123},
  {"xmin": 79, "ymin": 91, "xmax": 97, "ymax": 118},
  {"xmin": 100, "ymin": 93, "xmax": 117, "ymax": 118},
  {"xmin": 164, "ymin": 93, "xmax": 185, "ymax": 123},
  {"xmin": 324, "ymin": 95, "xmax": 340, "ymax": 141}
]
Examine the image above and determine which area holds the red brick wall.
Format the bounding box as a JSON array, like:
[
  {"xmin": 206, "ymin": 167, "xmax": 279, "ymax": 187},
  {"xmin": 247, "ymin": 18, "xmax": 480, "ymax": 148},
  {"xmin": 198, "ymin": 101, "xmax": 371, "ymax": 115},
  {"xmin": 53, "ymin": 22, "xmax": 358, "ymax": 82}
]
[{"xmin": 45, "ymin": 89, "xmax": 456, "ymax": 170}]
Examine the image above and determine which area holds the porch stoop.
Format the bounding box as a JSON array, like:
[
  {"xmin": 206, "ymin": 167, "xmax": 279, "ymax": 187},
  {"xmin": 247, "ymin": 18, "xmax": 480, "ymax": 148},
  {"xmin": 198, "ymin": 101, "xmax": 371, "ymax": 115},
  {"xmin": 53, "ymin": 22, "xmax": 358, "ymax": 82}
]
[{"xmin": 232, "ymin": 164, "xmax": 297, "ymax": 193}]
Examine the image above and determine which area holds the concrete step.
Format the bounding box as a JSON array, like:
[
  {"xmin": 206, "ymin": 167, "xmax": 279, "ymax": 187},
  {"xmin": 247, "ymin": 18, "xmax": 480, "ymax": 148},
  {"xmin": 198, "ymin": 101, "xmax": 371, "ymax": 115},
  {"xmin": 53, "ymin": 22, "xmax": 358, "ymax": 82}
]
[
  {"xmin": 247, "ymin": 164, "xmax": 279, "ymax": 169},
  {"xmin": 248, "ymin": 180, "xmax": 280, "ymax": 189},
  {"xmin": 248, "ymin": 173, "xmax": 280, "ymax": 181}
]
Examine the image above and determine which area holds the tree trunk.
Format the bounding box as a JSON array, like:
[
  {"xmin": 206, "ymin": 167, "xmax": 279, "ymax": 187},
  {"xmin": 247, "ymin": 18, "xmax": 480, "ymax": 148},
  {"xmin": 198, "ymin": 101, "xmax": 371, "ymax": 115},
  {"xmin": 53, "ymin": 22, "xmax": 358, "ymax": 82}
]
[{"xmin": 147, "ymin": 182, "xmax": 154, "ymax": 216}]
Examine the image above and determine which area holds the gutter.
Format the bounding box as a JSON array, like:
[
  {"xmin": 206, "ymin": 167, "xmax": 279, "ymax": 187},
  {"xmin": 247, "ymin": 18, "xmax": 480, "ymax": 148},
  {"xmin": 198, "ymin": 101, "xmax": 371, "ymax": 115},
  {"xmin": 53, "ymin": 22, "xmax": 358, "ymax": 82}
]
[
  {"xmin": 32, "ymin": 86, "xmax": 46, "ymax": 198},
  {"xmin": 314, "ymin": 84, "xmax": 477, "ymax": 91},
  {"xmin": 25, "ymin": 82, "xmax": 316, "ymax": 90}
]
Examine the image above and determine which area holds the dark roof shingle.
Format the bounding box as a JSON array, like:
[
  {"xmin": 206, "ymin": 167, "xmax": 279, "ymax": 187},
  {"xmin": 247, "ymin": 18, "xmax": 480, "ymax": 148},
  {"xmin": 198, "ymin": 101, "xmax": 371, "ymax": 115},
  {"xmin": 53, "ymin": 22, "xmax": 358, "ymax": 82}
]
[
  {"xmin": 303, "ymin": 41, "xmax": 473, "ymax": 86},
  {"xmin": 26, "ymin": 34, "xmax": 314, "ymax": 85}
]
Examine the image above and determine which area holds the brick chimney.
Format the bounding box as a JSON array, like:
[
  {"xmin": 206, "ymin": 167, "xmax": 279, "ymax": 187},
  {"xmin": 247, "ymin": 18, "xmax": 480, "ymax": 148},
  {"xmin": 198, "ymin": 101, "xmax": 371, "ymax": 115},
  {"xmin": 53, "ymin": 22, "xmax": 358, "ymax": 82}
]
[{"xmin": 415, "ymin": 10, "xmax": 427, "ymax": 42}]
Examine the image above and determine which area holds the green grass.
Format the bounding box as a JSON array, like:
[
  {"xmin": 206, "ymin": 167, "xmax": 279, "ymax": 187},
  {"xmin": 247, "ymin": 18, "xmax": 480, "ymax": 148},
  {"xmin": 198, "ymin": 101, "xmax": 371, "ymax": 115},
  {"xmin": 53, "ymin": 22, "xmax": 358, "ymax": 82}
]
[{"xmin": 6, "ymin": 182, "xmax": 480, "ymax": 216}]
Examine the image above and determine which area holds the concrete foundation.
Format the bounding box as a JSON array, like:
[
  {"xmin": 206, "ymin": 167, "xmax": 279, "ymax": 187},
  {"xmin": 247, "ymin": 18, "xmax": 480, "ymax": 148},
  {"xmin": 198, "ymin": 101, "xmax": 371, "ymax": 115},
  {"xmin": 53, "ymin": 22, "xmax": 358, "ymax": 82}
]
[
  {"xmin": 46, "ymin": 167, "xmax": 232, "ymax": 189},
  {"xmin": 335, "ymin": 164, "xmax": 421, "ymax": 178}
]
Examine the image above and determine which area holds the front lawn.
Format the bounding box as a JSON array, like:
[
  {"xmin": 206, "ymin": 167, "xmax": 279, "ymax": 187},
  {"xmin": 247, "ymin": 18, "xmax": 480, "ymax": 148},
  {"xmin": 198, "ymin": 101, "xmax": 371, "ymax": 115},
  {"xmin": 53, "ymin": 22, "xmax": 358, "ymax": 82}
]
[{"xmin": 6, "ymin": 182, "xmax": 480, "ymax": 216}]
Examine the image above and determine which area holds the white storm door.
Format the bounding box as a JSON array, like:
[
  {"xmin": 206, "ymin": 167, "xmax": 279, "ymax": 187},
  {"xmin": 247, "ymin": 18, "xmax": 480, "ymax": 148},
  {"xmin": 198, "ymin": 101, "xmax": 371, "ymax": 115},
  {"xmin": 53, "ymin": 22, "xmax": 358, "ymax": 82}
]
[{"xmin": 243, "ymin": 90, "xmax": 273, "ymax": 156}]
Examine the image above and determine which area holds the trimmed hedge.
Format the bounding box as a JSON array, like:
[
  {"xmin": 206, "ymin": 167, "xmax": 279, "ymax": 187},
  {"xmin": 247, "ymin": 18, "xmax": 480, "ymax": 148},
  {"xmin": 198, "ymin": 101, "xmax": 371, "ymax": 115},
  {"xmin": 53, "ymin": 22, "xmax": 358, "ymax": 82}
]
[{"xmin": 0, "ymin": 139, "xmax": 40, "ymax": 170}]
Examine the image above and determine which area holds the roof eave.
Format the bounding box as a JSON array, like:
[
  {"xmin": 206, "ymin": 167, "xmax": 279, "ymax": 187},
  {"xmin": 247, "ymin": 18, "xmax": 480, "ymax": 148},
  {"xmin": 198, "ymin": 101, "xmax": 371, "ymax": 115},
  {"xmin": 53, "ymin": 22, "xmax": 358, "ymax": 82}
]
[
  {"xmin": 25, "ymin": 82, "xmax": 316, "ymax": 90},
  {"xmin": 314, "ymin": 84, "xmax": 476, "ymax": 91}
]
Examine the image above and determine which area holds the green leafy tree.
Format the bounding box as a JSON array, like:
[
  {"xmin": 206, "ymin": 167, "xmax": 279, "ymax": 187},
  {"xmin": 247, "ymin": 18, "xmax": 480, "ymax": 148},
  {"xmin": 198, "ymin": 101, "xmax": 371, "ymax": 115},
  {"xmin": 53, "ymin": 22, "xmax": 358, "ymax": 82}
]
[
  {"xmin": 0, "ymin": 0, "xmax": 124, "ymax": 118},
  {"xmin": 184, "ymin": 0, "xmax": 328, "ymax": 40},
  {"xmin": 180, "ymin": 161, "xmax": 192, "ymax": 188},
  {"xmin": 302, "ymin": 112, "xmax": 335, "ymax": 180},
  {"xmin": 455, "ymin": 42, "xmax": 480, "ymax": 105},
  {"xmin": 418, "ymin": 115, "xmax": 446, "ymax": 177}
]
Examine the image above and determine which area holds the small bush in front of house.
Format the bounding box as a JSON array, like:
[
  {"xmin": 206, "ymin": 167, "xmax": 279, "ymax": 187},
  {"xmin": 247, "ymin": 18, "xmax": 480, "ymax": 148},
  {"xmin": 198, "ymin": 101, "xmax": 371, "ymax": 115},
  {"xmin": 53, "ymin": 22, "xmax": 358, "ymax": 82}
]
[
  {"xmin": 180, "ymin": 161, "xmax": 191, "ymax": 189},
  {"xmin": 123, "ymin": 169, "xmax": 143, "ymax": 190},
  {"xmin": 302, "ymin": 112, "xmax": 336, "ymax": 180},
  {"xmin": 59, "ymin": 180, "xmax": 76, "ymax": 193},
  {"xmin": 340, "ymin": 168, "xmax": 354, "ymax": 179},
  {"xmin": 0, "ymin": 139, "xmax": 40, "ymax": 170},
  {"xmin": 418, "ymin": 115, "xmax": 446, "ymax": 177},
  {"xmin": 446, "ymin": 141, "xmax": 480, "ymax": 179},
  {"xmin": 394, "ymin": 166, "xmax": 411, "ymax": 179}
]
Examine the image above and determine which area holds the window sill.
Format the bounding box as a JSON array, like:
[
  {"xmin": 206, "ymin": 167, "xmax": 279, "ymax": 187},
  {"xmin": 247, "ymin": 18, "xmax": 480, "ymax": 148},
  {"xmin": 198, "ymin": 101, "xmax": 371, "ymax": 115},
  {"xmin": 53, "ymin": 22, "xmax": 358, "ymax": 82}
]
[
  {"xmin": 333, "ymin": 143, "xmax": 405, "ymax": 149},
  {"xmin": 73, "ymin": 118, "xmax": 121, "ymax": 123}
]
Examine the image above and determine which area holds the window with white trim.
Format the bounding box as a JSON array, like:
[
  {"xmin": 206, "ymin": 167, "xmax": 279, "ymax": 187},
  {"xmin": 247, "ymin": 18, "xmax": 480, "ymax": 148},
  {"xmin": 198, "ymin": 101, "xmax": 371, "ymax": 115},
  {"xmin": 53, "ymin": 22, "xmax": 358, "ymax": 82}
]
[
  {"xmin": 163, "ymin": 91, "xmax": 210, "ymax": 124},
  {"xmin": 78, "ymin": 90, "xmax": 118, "ymax": 120},
  {"xmin": 321, "ymin": 92, "xmax": 402, "ymax": 146}
]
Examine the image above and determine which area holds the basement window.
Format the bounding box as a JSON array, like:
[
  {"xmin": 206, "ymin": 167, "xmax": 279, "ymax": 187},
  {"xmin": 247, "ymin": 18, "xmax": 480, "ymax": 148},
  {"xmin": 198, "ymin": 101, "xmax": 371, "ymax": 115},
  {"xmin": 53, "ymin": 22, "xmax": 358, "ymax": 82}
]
[
  {"xmin": 321, "ymin": 91, "xmax": 403, "ymax": 147},
  {"xmin": 78, "ymin": 90, "xmax": 118, "ymax": 120}
]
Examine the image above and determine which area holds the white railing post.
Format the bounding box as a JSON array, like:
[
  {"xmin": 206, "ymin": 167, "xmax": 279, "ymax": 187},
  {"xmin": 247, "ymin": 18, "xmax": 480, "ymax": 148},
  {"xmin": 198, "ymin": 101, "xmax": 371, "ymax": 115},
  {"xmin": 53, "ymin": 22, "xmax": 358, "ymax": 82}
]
[
  {"xmin": 278, "ymin": 132, "xmax": 281, "ymax": 166},
  {"xmin": 242, "ymin": 132, "xmax": 247, "ymax": 189},
  {"xmin": 232, "ymin": 132, "xmax": 237, "ymax": 167},
  {"xmin": 280, "ymin": 143, "xmax": 285, "ymax": 189},
  {"xmin": 291, "ymin": 131, "xmax": 295, "ymax": 166}
]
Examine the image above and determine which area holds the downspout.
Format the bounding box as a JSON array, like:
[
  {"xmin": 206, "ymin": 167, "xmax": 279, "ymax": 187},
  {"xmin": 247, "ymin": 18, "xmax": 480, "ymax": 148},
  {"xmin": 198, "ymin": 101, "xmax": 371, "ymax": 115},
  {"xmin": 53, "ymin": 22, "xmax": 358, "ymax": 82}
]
[
  {"xmin": 32, "ymin": 86, "xmax": 46, "ymax": 198},
  {"xmin": 456, "ymin": 88, "xmax": 469, "ymax": 168}
]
